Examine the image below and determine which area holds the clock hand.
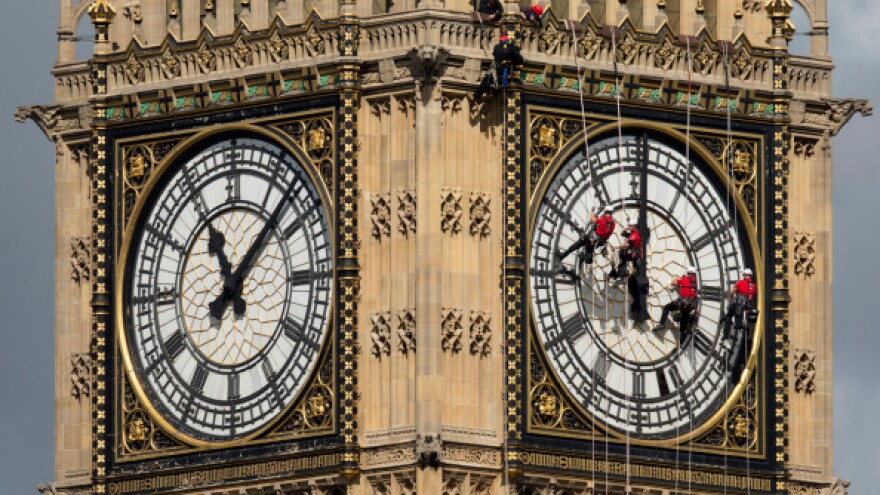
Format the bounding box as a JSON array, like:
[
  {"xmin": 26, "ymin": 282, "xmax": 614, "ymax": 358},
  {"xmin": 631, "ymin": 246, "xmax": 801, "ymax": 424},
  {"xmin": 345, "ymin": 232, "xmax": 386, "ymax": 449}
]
[
  {"xmin": 209, "ymin": 179, "xmax": 298, "ymax": 320},
  {"xmin": 207, "ymin": 223, "xmax": 245, "ymax": 320}
]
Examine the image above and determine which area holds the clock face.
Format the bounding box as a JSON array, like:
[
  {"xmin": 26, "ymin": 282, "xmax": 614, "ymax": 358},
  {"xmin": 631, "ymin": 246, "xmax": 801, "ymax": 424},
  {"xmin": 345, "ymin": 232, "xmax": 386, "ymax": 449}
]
[
  {"xmin": 122, "ymin": 135, "xmax": 333, "ymax": 442},
  {"xmin": 530, "ymin": 133, "xmax": 754, "ymax": 440}
]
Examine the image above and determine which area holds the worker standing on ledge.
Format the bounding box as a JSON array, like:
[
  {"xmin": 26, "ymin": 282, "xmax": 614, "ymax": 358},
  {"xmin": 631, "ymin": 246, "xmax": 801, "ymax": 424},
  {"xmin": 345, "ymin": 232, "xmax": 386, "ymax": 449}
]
[
  {"xmin": 475, "ymin": 0, "xmax": 504, "ymax": 22},
  {"xmin": 472, "ymin": 34, "xmax": 524, "ymax": 101}
]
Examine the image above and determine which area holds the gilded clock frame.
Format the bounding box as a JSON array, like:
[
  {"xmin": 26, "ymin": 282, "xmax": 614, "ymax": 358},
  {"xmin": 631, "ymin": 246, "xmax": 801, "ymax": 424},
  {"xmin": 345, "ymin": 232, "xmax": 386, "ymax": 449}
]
[
  {"xmin": 109, "ymin": 115, "xmax": 342, "ymax": 461},
  {"xmin": 520, "ymin": 105, "xmax": 771, "ymax": 459}
]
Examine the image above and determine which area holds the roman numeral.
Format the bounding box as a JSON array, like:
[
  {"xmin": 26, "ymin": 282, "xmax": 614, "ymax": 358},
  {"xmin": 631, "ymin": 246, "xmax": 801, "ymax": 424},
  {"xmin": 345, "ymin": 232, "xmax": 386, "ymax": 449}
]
[
  {"xmin": 692, "ymin": 329, "xmax": 718, "ymax": 360},
  {"xmin": 593, "ymin": 353, "xmax": 611, "ymax": 382},
  {"xmin": 282, "ymin": 317, "xmax": 319, "ymax": 351},
  {"xmin": 145, "ymin": 224, "xmax": 185, "ymax": 254},
  {"xmin": 289, "ymin": 269, "xmax": 330, "ymax": 286},
  {"xmin": 190, "ymin": 366, "xmax": 208, "ymax": 393},
  {"xmin": 633, "ymin": 372, "xmax": 646, "ymax": 399},
  {"xmin": 283, "ymin": 203, "xmax": 318, "ymax": 240},
  {"xmin": 261, "ymin": 360, "xmax": 275, "ymax": 380},
  {"xmin": 561, "ymin": 313, "xmax": 587, "ymax": 342},
  {"xmin": 698, "ymin": 285, "xmax": 724, "ymax": 302},
  {"xmin": 228, "ymin": 374, "xmax": 240, "ymax": 401},
  {"xmin": 164, "ymin": 331, "xmax": 185, "ymax": 361},
  {"xmin": 544, "ymin": 200, "xmax": 586, "ymax": 237},
  {"xmin": 132, "ymin": 286, "xmax": 177, "ymax": 306},
  {"xmin": 226, "ymin": 173, "xmax": 240, "ymax": 201},
  {"xmin": 181, "ymin": 169, "xmax": 208, "ymax": 218},
  {"xmin": 656, "ymin": 370, "xmax": 670, "ymax": 396},
  {"xmin": 666, "ymin": 365, "xmax": 684, "ymax": 391}
]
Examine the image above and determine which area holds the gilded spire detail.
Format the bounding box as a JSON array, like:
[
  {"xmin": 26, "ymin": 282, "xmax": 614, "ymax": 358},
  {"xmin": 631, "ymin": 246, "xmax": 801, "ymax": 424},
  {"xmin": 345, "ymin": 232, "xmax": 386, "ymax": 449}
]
[{"xmin": 87, "ymin": 0, "xmax": 116, "ymax": 25}]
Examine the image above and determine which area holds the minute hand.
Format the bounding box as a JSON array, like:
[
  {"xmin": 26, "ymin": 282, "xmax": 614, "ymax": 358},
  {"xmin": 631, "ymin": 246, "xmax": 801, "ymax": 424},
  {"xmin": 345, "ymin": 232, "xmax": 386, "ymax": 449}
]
[{"xmin": 209, "ymin": 180, "xmax": 297, "ymax": 319}]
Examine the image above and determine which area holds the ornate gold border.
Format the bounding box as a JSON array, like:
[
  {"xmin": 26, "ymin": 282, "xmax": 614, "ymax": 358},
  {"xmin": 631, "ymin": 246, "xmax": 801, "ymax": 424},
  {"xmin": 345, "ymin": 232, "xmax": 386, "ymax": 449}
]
[
  {"xmin": 523, "ymin": 118, "xmax": 766, "ymax": 454},
  {"xmin": 114, "ymin": 123, "xmax": 337, "ymax": 449}
]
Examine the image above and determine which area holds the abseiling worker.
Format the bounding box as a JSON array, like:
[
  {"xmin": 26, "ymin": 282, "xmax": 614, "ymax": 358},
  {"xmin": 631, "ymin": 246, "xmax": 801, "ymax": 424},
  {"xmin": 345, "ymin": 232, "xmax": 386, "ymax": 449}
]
[{"xmin": 721, "ymin": 268, "xmax": 757, "ymax": 336}]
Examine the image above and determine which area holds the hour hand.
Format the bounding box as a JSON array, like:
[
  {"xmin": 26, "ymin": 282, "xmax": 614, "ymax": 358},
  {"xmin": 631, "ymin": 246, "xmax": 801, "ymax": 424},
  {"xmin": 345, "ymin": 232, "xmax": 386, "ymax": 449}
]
[{"xmin": 207, "ymin": 224, "xmax": 232, "ymax": 278}]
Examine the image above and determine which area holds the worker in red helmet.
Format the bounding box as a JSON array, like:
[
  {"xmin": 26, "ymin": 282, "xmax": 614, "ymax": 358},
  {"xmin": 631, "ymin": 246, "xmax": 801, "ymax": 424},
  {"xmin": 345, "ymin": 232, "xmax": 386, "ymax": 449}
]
[
  {"xmin": 472, "ymin": 34, "xmax": 524, "ymax": 101},
  {"xmin": 608, "ymin": 217, "xmax": 642, "ymax": 282},
  {"xmin": 654, "ymin": 267, "xmax": 699, "ymax": 338},
  {"xmin": 522, "ymin": 4, "xmax": 544, "ymax": 24},
  {"xmin": 721, "ymin": 268, "xmax": 757, "ymax": 336}
]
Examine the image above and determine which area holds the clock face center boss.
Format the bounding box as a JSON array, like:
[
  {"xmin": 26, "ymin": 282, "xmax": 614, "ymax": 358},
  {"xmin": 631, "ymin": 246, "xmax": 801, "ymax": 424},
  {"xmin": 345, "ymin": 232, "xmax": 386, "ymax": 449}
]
[{"xmin": 120, "ymin": 135, "xmax": 333, "ymax": 443}]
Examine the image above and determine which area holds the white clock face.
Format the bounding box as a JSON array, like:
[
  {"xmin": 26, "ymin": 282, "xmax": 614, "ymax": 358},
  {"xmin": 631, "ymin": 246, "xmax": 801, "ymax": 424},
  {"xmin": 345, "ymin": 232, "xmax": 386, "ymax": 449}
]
[
  {"xmin": 122, "ymin": 136, "xmax": 333, "ymax": 442},
  {"xmin": 530, "ymin": 133, "xmax": 753, "ymax": 440}
]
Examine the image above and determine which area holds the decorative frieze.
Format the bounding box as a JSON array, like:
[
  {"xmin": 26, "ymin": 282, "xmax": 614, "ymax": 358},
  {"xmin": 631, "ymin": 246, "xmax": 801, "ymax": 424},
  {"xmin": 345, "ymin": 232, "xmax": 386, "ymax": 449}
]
[
  {"xmin": 70, "ymin": 236, "xmax": 91, "ymax": 285},
  {"xmin": 440, "ymin": 188, "xmax": 463, "ymax": 235},
  {"xmin": 361, "ymin": 446, "xmax": 417, "ymax": 470},
  {"xmin": 441, "ymin": 308, "xmax": 464, "ymax": 353},
  {"xmin": 70, "ymin": 353, "xmax": 91, "ymax": 401},
  {"xmin": 398, "ymin": 190, "xmax": 417, "ymax": 237},
  {"xmin": 793, "ymin": 231, "xmax": 817, "ymax": 278},
  {"xmin": 370, "ymin": 311, "xmax": 392, "ymax": 358},
  {"xmin": 793, "ymin": 348, "xmax": 817, "ymax": 395},
  {"xmin": 370, "ymin": 193, "xmax": 392, "ymax": 240}
]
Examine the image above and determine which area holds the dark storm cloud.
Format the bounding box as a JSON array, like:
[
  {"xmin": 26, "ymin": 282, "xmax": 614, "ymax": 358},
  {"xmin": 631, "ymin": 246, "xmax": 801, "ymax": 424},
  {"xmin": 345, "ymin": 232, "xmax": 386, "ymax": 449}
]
[{"xmin": 0, "ymin": 2, "xmax": 875, "ymax": 495}]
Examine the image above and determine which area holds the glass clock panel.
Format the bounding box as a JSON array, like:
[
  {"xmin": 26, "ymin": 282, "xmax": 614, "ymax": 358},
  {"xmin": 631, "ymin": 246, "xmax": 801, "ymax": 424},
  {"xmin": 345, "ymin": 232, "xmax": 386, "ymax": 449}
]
[
  {"xmin": 530, "ymin": 133, "xmax": 752, "ymax": 440},
  {"xmin": 122, "ymin": 136, "xmax": 333, "ymax": 442}
]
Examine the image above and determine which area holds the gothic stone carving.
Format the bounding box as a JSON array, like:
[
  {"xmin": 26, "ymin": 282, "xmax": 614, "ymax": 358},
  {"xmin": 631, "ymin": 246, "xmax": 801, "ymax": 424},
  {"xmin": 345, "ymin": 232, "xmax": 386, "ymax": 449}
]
[
  {"xmin": 793, "ymin": 231, "xmax": 817, "ymax": 278},
  {"xmin": 441, "ymin": 188, "xmax": 463, "ymax": 235},
  {"xmin": 70, "ymin": 353, "xmax": 91, "ymax": 401},
  {"xmin": 407, "ymin": 44, "xmax": 449, "ymax": 82},
  {"xmin": 398, "ymin": 190, "xmax": 417, "ymax": 237},
  {"xmin": 469, "ymin": 192, "xmax": 491, "ymax": 239},
  {"xmin": 830, "ymin": 478, "xmax": 851, "ymax": 495},
  {"xmin": 370, "ymin": 311, "xmax": 392, "ymax": 358},
  {"xmin": 395, "ymin": 471, "xmax": 417, "ymax": 495},
  {"xmin": 469, "ymin": 311, "xmax": 492, "ymax": 357},
  {"xmin": 441, "ymin": 308, "xmax": 464, "ymax": 353},
  {"xmin": 70, "ymin": 236, "xmax": 91, "ymax": 285},
  {"xmin": 794, "ymin": 137, "xmax": 818, "ymax": 158},
  {"xmin": 398, "ymin": 309, "xmax": 416, "ymax": 355},
  {"xmin": 370, "ymin": 193, "xmax": 392, "ymax": 240},
  {"xmin": 794, "ymin": 348, "xmax": 817, "ymax": 395}
]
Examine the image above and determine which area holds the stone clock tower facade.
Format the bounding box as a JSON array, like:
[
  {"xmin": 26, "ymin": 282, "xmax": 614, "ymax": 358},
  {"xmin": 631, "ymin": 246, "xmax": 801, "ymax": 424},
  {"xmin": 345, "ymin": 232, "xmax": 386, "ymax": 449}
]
[{"xmin": 19, "ymin": 1, "xmax": 869, "ymax": 495}]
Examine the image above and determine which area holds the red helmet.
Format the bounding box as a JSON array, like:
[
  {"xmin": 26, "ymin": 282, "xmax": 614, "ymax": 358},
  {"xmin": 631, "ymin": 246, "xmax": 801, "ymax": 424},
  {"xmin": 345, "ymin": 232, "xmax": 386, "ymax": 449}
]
[
  {"xmin": 532, "ymin": 4, "xmax": 544, "ymax": 15},
  {"xmin": 499, "ymin": 34, "xmax": 509, "ymax": 41}
]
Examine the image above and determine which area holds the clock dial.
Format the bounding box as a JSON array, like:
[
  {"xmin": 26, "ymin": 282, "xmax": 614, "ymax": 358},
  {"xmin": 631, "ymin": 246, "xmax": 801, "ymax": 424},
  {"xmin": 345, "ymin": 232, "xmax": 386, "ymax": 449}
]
[
  {"xmin": 122, "ymin": 136, "xmax": 332, "ymax": 442},
  {"xmin": 530, "ymin": 133, "xmax": 753, "ymax": 440}
]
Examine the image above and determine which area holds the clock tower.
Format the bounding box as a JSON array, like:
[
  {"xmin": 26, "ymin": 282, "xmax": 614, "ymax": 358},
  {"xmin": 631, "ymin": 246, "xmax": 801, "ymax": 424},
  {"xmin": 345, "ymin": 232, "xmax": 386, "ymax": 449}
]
[{"xmin": 19, "ymin": 1, "xmax": 868, "ymax": 495}]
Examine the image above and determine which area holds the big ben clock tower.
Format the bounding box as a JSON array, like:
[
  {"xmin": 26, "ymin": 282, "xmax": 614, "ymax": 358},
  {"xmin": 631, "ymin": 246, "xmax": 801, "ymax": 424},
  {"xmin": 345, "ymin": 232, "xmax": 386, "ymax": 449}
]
[{"xmin": 19, "ymin": 1, "xmax": 869, "ymax": 495}]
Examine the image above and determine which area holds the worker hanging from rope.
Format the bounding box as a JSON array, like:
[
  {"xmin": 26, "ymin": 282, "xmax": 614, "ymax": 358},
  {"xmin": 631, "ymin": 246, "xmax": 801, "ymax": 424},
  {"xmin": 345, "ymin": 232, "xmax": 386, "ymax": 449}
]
[
  {"xmin": 556, "ymin": 206, "xmax": 616, "ymax": 270},
  {"xmin": 721, "ymin": 268, "xmax": 757, "ymax": 336},
  {"xmin": 608, "ymin": 217, "xmax": 642, "ymax": 283},
  {"xmin": 654, "ymin": 267, "xmax": 699, "ymax": 339},
  {"xmin": 472, "ymin": 34, "xmax": 524, "ymax": 101}
]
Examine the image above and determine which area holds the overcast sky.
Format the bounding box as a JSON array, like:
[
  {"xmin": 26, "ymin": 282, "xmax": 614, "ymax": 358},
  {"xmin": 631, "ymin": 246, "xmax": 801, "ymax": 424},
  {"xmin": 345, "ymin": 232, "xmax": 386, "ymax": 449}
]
[{"xmin": 0, "ymin": 2, "xmax": 875, "ymax": 494}]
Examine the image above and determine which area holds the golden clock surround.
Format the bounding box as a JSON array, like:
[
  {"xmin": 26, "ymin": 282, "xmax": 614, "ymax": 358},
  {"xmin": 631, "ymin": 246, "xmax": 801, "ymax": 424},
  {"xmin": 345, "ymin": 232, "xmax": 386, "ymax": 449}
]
[
  {"xmin": 525, "ymin": 120, "xmax": 766, "ymax": 452},
  {"xmin": 114, "ymin": 123, "xmax": 337, "ymax": 449}
]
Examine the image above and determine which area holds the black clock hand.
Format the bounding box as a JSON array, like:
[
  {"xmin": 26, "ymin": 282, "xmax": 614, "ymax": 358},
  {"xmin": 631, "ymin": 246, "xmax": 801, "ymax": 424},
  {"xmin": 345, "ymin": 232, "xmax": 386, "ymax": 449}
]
[
  {"xmin": 209, "ymin": 180, "xmax": 297, "ymax": 319},
  {"xmin": 207, "ymin": 224, "xmax": 245, "ymax": 319}
]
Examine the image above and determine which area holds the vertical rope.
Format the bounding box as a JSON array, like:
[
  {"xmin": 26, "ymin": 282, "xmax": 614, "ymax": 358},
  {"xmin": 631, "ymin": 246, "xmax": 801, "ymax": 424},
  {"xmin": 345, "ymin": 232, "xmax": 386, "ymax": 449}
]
[
  {"xmin": 684, "ymin": 35, "xmax": 695, "ymax": 495},
  {"xmin": 570, "ymin": 22, "xmax": 598, "ymax": 494},
  {"xmin": 722, "ymin": 40, "xmax": 732, "ymax": 495}
]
